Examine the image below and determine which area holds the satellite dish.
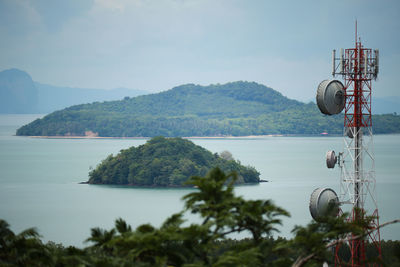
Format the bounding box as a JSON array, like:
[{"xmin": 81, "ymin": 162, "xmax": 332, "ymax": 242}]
[
  {"xmin": 309, "ymin": 188, "xmax": 339, "ymax": 221},
  {"xmin": 345, "ymin": 127, "xmax": 354, "ymax": 139},
  {"xmin": 316, "ymin": 80, "xmax": 345, "ymax": 115},
  {"xmin": 326, "ymin": 150, "xmax": 337, "ymax": 168}
]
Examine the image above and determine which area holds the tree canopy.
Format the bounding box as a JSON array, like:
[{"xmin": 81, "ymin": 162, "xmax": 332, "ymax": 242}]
[
  {"xmin": 16, "ymin": 81, "xmax": 400, "ymax": 137},
  {"xmin": 88, "ymin": 136, "xmax": 260, "ymax": 186}
]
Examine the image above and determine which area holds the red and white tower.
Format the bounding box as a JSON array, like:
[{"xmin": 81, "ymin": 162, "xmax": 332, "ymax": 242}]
[{"xmin": 313, "ymin": 23, "xmax": 382, "ymax": 266}]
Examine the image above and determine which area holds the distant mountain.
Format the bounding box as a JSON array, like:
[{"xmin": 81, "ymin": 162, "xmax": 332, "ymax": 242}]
[
  {"xmin": 0, "ymin": 69, "xmax": 38, "ymax": 113},
  {"xmin": 0, "ymin": 68, "xmax": 148, "ymax": 114},
  {"xmin": 16, "ymin": 81, "xmax": 400, "ymax": 137}
]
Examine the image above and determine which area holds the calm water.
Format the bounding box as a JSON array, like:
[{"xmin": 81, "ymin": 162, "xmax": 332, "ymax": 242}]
[{"xmin": 0, "ymin": 114, "xmax": 399, "ymax": 246}]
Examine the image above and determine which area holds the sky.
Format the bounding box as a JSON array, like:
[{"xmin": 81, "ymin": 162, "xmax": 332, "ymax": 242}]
[{"xmin": 0, "ymin": 0, "xmax": 399, "ymax": 102}]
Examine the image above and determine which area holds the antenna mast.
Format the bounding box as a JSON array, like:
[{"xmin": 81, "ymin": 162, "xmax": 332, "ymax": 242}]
[{"xmin": 313, "ymin": 22, "xmax": 382, "ymax": 266}]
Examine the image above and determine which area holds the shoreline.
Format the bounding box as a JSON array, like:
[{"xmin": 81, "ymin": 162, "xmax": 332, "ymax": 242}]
[
  {"xmin": 18, "ymin": 134, "xmax": 349, "ymax": 140},
  {"xmin": 79, "ymin": 179, "xmax": 268, "ymax": 187},
  {"xmin": 24, "ymin": 134, "xmax": 305, "ymax": 140}
]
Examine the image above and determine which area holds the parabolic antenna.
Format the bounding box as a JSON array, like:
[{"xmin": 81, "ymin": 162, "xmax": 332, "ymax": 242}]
[
  {"xmin": 326, "ymin": 150, "xmax": 337, "ymax": 169},
  {"xmin": 316, "ymin": 80, "xmax": 345, "ymax": 115},
  {"xmin": 309, "ymin": 188, "xmax": 339, "ymax": 221},
  {"xmin": 345, "ymin": 127, "xmax": 354, "ymax": 139}
]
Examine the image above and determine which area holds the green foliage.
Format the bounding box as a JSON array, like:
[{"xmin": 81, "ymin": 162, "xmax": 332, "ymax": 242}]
[
  {"xmin": 290, "ymin": 213, "xmax": 360, "ymax": 265},
  {"xmin": 16, "ymin": 81, "xmax": 400, "ymax": 137},
  {"xmin": 0, "ymin": 168, "xmax": 399, "ymax": 266},
  {"xmin": 88, "ymin": 136, "xmax": 260, "ymax": 186},
  {"xmin": 0, "ymin": 219, "xmax": 51, "ymax": 266}
]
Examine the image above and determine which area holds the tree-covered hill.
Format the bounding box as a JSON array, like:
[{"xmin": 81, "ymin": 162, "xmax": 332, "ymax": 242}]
[
  {"xmin": 16, "ymin": 81, "xmax": 400, "ymax": 137},
  {"xmin": 88, "ymin": 136, "xmax": 260, "ymax": 186}
]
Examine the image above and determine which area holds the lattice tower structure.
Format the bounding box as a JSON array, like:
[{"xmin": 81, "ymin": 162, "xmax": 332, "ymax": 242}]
[{"xmin": 333, "ymin": 27, "xmax": 382, "ymax": 266}]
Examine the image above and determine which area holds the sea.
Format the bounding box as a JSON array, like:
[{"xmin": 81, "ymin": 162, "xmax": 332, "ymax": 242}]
[{"xmin": 0, "ymin": 114, "xmax": 399, "ymax": 247}]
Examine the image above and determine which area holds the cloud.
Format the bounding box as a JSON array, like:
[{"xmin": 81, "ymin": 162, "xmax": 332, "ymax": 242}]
[
  {"xmin": 94, "ymin": 0, "xmax": 127, "ymax": 11},
  {"xmin": 0, "ymin": 0, "xmax": 43, "ymax": 35},
  {"xmin": 30, "ymin": 0, "xmax": 93, "ymax": 32},
  {"xmin": 0, "ymin": 0, "xmax": 399, "ymax": 100}
]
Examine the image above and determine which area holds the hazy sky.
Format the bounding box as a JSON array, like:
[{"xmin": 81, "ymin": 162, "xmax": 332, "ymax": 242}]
[{"xmin": 1, "ymin": 0, "xmax": 399, "ymax": 101}]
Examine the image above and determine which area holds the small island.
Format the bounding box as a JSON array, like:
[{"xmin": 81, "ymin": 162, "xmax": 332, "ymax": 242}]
[{"xmin": 87, "ymin": 136, "xmax": 260, "ymax": 187}]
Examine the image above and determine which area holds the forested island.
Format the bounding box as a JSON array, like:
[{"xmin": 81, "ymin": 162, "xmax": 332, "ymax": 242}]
[
  {"xmin": 87, "ymin": 136, "xmax": 260, "ymax": 186},
  {"xmin": 16, "ymin": 81, "xmax": 400, "ymax": 137}
]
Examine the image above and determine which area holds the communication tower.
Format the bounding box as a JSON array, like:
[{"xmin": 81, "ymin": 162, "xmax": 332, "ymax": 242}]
[{"xmin": 310, "ymin": 22, "xmax": 382, "ymax": 266}]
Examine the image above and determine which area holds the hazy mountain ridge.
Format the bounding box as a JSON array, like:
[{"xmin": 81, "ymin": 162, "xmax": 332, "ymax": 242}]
[
  {"xmin": 0, "ymin": 69, "xmax": 147, "ymax": 113},
  {"xmin": 2, "ymin": 68, "xmax": 399, "ymax": 114},
  {"xmin": 16, "ymin": 81, "xmax": 400, "ymax": 137},
  {"xmin": 0, "ymin": 69, "xmax": 38, "ymax": 113}
]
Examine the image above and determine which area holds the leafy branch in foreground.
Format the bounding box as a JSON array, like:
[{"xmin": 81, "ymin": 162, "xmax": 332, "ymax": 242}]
[{"xmin": 1, "ymin": 168, "xmax": 399, "ymax": 266}]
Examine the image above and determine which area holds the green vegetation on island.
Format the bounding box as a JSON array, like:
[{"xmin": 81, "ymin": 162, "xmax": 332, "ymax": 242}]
[
  {"xmin": 16, "ymin": 81, "xmax": 400, "ymax": 137},
  {"xmin": 1, "ymin": 168, "xmax": 399, "ymax": 266},
  {"xmin": 88, "ymin": 136, "xmax": 260, "ymax": 186}
]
